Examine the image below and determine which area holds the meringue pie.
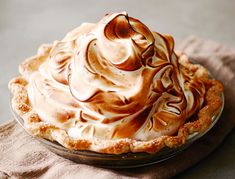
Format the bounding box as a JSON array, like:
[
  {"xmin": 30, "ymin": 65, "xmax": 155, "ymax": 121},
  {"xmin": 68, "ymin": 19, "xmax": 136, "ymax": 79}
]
[{"xmin": 9, "ymin": 12, "xmax": 223, "ymax": 154}]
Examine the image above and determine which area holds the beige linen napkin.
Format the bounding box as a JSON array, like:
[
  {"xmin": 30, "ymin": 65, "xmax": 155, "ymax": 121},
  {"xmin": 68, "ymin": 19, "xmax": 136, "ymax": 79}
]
[{"xmin": 1, "ymin": 36, "xmax": 235, "ymax": 179}]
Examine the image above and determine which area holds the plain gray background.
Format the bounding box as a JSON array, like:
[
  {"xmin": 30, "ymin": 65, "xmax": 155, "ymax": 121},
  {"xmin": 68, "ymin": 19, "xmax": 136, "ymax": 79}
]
[{"xmin": 0, "ymin": 0, "xmax": 235, "ymax": 178}]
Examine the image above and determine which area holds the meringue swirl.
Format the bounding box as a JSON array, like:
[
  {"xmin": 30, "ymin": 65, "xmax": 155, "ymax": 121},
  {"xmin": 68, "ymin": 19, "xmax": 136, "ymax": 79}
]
[{"xmin": 27, "ymin": 12, "xmax": 205, "ymax": 140}]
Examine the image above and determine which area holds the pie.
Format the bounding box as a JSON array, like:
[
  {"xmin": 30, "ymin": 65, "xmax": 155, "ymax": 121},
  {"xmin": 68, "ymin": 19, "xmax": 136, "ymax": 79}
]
[{"xmin": 9, "ymin": 12, "xmax": 224, "ymax": 154}]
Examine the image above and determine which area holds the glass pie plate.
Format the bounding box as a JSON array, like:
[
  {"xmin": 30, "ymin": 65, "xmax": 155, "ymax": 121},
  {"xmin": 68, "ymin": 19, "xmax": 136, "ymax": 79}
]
[{"xmin": 11, "ymin": 92, "xmax": 224, "ymax": 168}]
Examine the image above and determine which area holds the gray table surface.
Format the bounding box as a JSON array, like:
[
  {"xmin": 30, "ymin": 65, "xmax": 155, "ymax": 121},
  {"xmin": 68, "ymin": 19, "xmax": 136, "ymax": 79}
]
[{"xmin": 0, "ymin": 0, "xmax": 235, "ymax": 178}]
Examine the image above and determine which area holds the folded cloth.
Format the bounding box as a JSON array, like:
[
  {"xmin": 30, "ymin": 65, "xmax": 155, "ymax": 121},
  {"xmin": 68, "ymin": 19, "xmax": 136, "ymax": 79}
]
[{"xmin": 0, "ymin": 36, "xmax": 235, "ymax": 179}]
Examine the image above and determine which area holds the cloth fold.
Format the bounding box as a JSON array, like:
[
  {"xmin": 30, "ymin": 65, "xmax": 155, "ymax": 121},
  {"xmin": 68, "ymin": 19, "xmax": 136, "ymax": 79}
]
[{"xmin": 1, "ymin": 36, "xmax": 235, "ymax": 179}]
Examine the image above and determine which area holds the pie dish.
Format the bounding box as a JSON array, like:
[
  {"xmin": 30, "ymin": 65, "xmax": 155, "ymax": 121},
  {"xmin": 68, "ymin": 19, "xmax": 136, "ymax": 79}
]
[{"xmin": 9, "ymin": 12, "xmax": 224, "ymax": 155}]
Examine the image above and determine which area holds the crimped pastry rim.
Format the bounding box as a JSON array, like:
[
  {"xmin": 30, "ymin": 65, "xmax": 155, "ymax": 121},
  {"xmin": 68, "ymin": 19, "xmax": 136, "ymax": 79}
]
[{"xmin": 11, "ymin": 92, "xmax": 224, "ymax": 157}]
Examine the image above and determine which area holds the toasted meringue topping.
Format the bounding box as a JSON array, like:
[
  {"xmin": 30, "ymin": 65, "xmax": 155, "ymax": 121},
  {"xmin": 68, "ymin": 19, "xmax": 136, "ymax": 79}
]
[{"xmin": 27, "ymin": 12, "xmax": 206, "ymax": 140}]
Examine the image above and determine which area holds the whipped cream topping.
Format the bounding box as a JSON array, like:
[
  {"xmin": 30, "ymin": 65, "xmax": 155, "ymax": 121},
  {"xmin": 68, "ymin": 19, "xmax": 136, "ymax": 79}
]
[{"xmin": 27, "ymin": 12, "xmax": 205, "ymax": 140}]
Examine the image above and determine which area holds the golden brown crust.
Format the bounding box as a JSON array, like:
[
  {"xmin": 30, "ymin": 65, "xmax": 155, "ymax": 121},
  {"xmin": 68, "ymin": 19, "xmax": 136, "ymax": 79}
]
[{"xmin": 9, "ymin": 50, "xmax": 224, "ymax": 154}]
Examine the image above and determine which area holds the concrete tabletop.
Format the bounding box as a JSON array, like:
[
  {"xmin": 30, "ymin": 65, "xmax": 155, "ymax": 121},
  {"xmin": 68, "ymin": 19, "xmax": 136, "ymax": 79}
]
[{"xmin": 0, "ymin": 0, "xmax": 235, "ymax": 178}]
